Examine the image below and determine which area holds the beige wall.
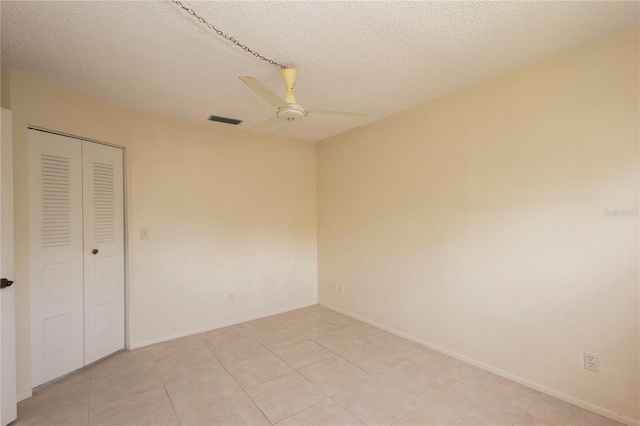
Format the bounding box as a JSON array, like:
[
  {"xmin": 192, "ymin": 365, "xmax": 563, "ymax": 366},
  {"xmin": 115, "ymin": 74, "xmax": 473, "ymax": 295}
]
[
  {"xmin": 317, "ymin": 29, "xmax": 639, "ymax": 423},
  {"xmin": 7, "ymin": 69, "xmax": 317, "ymax": 399}
]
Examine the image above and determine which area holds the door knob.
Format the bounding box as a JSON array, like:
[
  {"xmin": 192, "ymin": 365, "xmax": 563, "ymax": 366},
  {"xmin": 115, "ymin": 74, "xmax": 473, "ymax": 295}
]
[
  {"xmin": 1, "ymin": 278, "xmax": 14, "ymax": 289},
  {"xmin": 92, "ymin": 249, "xmax": 99, "ymax": 255}
]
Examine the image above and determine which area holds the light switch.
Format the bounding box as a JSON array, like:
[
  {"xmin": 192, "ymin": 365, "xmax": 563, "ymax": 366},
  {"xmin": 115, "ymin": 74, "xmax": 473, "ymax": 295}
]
[{"xmin": 140, "ymin": 227, "xmax": 149, "ymax": 239}]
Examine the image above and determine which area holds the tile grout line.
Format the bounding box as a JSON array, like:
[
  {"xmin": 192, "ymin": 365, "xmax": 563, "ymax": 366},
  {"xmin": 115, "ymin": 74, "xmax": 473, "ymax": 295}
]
[
  {"xmin": 303, "ymin": 318, "xmax": 477, "ymax": 425},
  {"xmin": 328, "ymin": 391, "xmax": 371, "ymax": 425},
  {"xmin": 231, "ymin": 326, "xmax": 286, "ymax": 423},
  {"xmin": 389, "ymin": 364, "xmax": 482, "ymax": 425},
  {"xmin": 306, "ymin": 330, "xmax": 371, "ymax": 355},
  {"xmin": 275, "ymin": 397, "xmax": 332, "ymax": 425},
  {"xmin": 163, "ymin": 328, "xmax": 308, "ymax": 415},
  {"xmin": 442, "ymin": 380, "xmax": 530, "ymax": 425},
  {"xmin": 161, "ymin": 384, "xmax": 180, "ymax": 424},
  {"xmin": 88, "ymin": 369, "xmax": 93, "ymax": 425},
  {"xmin": 169, "ymin": 340, "xmax": 253, "ymax": 417},
  {"xmin": 231, "ymin": 316, "xmax": 342, "ymax": 424},
  {"xmin": 391, "ymin": 348, "xmax": 476, "ymax": 423},
  {"xmin": 241, "ymin": 383, "xmax": 277, "ymax": 425},
  {"xmin": 454, "ymin": 377, "xmax": 539, "ymax": 415},
  {"xmin": 513, "ymin": 392, "xmax": 549, "ymax": 426},
  {"xmin": 155, "ymin": 341, "xmax": 253, "ymax": 424}
]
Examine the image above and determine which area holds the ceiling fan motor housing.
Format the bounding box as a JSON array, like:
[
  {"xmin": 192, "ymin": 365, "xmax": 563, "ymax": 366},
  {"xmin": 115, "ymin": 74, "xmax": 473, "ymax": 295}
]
[{"xmin": 277, "ymin": 104, "xmax": 308, "ymax": 121}]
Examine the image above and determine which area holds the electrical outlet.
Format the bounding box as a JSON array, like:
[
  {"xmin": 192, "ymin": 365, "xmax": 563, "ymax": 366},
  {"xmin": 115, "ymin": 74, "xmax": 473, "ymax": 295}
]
[
  {"xmin": 228, "ymin": 292, "xmax": 235, "ymax": 302},
  {"xmin": 140, "ymin": 227, "xmax": 149, "ymax": 239},
  {"xmin": 583, "ymin": 351, "xmax": 599, "ymax": 372}
]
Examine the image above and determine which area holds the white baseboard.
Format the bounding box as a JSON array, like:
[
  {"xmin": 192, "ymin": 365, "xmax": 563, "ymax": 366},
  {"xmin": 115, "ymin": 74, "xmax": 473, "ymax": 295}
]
[
  {"xmin": 130, "ymin": 300, "xmax": 317, "ymax": 350},
  {"xmin": 319, "ymin": 301, "xmax": 639, "ymax": 426}
]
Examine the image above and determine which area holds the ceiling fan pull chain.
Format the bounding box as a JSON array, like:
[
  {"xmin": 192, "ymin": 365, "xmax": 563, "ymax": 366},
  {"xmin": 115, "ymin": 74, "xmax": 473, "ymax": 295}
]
[{"xmin": 169, "ymin": 0, "xmax": 289, "ymax": 69}]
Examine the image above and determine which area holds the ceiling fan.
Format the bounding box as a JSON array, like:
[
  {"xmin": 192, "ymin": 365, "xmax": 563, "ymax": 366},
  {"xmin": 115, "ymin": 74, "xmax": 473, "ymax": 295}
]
[{"xmin": 239, "ymin": 69, "xmax": 369, "ymax": 131}]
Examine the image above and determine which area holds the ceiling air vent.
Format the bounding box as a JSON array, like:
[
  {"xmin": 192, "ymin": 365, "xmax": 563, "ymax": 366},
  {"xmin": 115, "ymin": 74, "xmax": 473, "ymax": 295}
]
[{"xmin": 207, "ymin": 115, "xmax": 243, "ymax": 125}]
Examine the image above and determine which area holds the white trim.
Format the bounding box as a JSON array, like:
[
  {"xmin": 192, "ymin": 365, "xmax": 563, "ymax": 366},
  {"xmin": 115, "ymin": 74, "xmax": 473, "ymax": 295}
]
[
  {"xmin": 122, "ymin": 147, "xmax": 131, "ymax": 352},
  {"xmin": 27, "ymin": 126, "xmax": 123, "ymax": 150},
  {"xmin": 17, "ymin": 391, "xmax": 32, "ymax": 403},
  {"xmin": 130, "ymin": 301, "xmax": 317, "ymax": 350},
  {"xmin": 319, "ymin": 301, "xmax": 639, "ymax": 426}
]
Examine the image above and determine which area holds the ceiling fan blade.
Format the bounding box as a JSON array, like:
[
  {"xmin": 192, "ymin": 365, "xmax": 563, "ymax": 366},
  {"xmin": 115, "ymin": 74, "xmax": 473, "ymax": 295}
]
[
  {"xmin": 239, "ymin": 76, "xmax": 289, "ymax": 109},
  {"xmin": 251, "ymin": 117, "xmax": 285, "ymax": 131},
  {"xmin": 307, "ymin": 110, "xmax": 369, "ymax": 120}
]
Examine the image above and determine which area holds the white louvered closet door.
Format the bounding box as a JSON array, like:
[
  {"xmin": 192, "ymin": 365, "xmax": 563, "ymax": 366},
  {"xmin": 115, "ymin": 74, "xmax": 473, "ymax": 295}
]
[
  {"xmin": 29, "ymin": 130, "xmax": 124, "ymax": 387},
  {"xmin": 82, "ymin": 141, "xmax": 124, "ymax": 365},
  {"xmin": 29, "ymin": 131, "xmax": 84, "ymax": 387}
]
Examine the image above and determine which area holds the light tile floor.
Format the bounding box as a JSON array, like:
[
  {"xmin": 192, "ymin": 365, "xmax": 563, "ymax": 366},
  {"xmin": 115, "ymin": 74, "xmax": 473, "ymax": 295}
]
[{"xmin": 14, "ymin": 305, "xmax": 624, "ymax": 426}]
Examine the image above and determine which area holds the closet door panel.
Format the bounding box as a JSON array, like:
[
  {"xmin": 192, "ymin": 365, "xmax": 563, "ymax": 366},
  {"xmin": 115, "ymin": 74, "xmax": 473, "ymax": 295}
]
[
  {"xmin": 28, "ymin": 130, "xmax": 84, "ymax": 387},
  {"xmin": 82, "ymin": 141, "xmax": 125, "ymax": 364}
]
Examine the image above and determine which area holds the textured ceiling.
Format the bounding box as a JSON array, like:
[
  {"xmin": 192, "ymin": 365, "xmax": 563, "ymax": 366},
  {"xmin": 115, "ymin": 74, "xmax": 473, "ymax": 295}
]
[{"xmin": 1, "ymin": 1, "xmax": 638, "ymax": 142}]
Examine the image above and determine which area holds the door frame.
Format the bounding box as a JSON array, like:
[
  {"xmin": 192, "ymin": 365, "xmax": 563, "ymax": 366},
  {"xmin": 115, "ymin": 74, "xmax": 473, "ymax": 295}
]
[
  {"xmin": 1, "ymin": 107, "xmax": 18, "ymax": 426},
  {"xmin": 27, "ymin": 126, "xmax": 130, "ymax": 352}
]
